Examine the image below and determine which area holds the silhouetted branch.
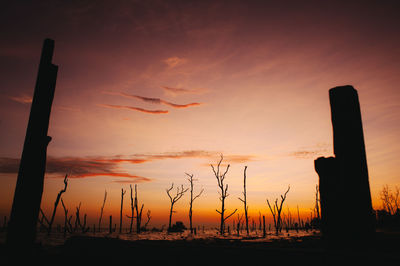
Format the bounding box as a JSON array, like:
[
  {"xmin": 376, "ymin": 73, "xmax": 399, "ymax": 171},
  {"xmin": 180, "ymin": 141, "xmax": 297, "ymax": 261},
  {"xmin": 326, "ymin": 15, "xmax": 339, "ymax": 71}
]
[
  {"xmin": 225, "ymin": 209, "xmax": 238, "ymax": 222},
  {"xmin": 37, "ymin": 174, "xmax": 68, "ymax": 235},
  {"xmin": 48, "ymin": 174, "xmax": 68, "ymax": 234},
  {"xmin": 144, "ymin": 210, "xmax": 152, "ymax": 230},
  {"xmin": 236, "ymin": 213, "xmax": 244, "ymax": 236},
  {"xmin": 98, "ymin": 189, "xmax": 107, "ymax": 232},
  {"xmin": 60, "ymin": 198, "xmax": 70, "ymax": 237},
  {"xmin": 380, "ymin": 185, "xmax": 400, "ymax": 215}
]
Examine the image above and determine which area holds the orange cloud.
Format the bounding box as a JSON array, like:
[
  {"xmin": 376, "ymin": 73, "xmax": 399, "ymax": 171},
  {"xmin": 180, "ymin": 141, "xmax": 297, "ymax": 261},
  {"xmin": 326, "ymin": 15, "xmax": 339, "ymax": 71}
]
[
  {"xmin": 9, "ymin": 94, "xmax": 32, "ymax": 104},
  {"xmin": 99, "ymin": 104, "xmax": 168, "ymax": 114},
  {"xmin": 74, "ymin": 172, "xmax": 151, "ymax": 182},
  {"xmin": 289, "ymin": 143, "xmax": 330, "ymax": 159},
  {"xmin": 93, "ymin": 158, "xmax": 149, "ymax": 164},
  {"xmin": 132, "ymin": 150, "xmax": 257, "ymax": 163},
  {"xmin": 164, "ymin": 56, "xmax": 187, "ymax": 68}
]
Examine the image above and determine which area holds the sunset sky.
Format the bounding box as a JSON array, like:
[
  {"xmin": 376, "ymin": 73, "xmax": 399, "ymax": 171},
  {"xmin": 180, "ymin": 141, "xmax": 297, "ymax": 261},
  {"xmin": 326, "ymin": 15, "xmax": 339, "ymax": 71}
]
[{"xmin": 1, "ymin": 0, "xmax": 399, "ymax": 227}]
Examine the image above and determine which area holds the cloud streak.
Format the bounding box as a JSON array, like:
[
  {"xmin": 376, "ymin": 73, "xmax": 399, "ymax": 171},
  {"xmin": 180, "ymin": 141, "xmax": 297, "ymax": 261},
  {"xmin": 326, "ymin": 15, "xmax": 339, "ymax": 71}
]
[
  {"xmin": 107, "ymin": 92, "xmax": 202, "ymax": 109},
  {"xmin": 9, "ymin": 94, "xmax": 32, "ymax": 104},
  {"xmin": 99, "ymin": 104, "xmax": 168, "ymax": 114},
  {"xmin": 288, "ymin": 143, "xmax": 330, "ymax": 159},
  {"xmin": 164, "ymin": 56, "xmax": 187, "ymax": 68},
  {"xmin": 131, "ymin": 150, "xmax": 257, "ymax": 164},
  {"xmin": 0, "ymin": 157, "xmax": 151, "ymax": 182},
  {"xmin": 0, "ymin": 151, "xmax": 256, "ymax": 179},
  {"xmin": 161, "ymin": 86, "xmax": 208, "ymax": 96}
]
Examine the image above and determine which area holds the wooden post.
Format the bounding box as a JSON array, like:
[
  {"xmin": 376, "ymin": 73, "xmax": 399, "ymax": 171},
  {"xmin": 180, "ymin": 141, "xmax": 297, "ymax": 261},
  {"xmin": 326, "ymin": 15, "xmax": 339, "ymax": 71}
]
[
  {"xmin": 315, "ymin": 86, "xmax": 375, "ymax": 244},
  {"xmin": 6, "ymin": 39, "xmax": 58, "ymax": 248}
]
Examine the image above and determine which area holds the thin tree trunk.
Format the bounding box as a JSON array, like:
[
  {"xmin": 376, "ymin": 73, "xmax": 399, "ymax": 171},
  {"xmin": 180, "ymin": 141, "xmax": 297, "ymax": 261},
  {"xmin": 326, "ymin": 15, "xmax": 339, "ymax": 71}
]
[
  {"xmin": 98, "ymin": 190, "xmax": 107, "ymax": 232},
  {"xmin": 109, "ymin": 215, "xmax": 112, "ymax": 234},
  {"xmin": 263, "ymin": 215, "xmax": 266, "ymax": 237},
  {"xmin": 119, "ymin": 188, "xmax": 126, "ymax": 233},
  {"xmin": 186, "ymin": 173, "xmax": 203, "ymax": 234},
  {"xmin": 168, "ymin": 203, "xmax": 174, "ymax": 230},
  {"xmin": 47, "ymin": 174, "xmax": 68, "ymax": 235},
  {"xmin": 129, "ymin": 185, "xmax": 134, "ymax": 233},
  {"xmin": 239, "ymin": 166, "xmax": 249, "ymax": 235}
]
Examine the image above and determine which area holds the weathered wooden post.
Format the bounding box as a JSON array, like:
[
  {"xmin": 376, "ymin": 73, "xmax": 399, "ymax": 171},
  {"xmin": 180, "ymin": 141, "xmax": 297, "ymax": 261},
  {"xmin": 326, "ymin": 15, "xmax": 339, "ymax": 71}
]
[
  {"xmin": 314, "ymin": 85, "xmax": 375, "ymax": 244},
  {"xmin": 6, "ymin": 39, "xmax": 58, "ymax": 248}
]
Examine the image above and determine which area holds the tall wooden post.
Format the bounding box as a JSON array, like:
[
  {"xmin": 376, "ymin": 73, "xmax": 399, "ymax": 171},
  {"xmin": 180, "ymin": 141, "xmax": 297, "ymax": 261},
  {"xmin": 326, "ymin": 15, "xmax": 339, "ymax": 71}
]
[
  {"xmin": 6, "ymin": 39, "xmax": 58, "ymax": 248},
  {"xmin": 315, "ymin": 85, "xmax": 374, "ymax": 244}
]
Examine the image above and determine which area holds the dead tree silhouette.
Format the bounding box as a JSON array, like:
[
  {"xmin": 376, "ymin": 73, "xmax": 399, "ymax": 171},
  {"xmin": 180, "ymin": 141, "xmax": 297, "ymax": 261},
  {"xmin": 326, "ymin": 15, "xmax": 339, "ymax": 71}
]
[
  {"xmin": 128, "ymin": 185, "xmax": 135, "ymax": 233},
  {"xmin": 98, "ymin": 190, "xmax": 107, "ymax": 232},
  {"xmin": 238, "ymin": 166, "xmax": 249, "ymax": 235},
  {"xmin": 134, "ymin": 185, "xmax": 144, "ymax": 233},
  {"xmin": 38, "ymin": 174, "xmax": 68, "ymax": 235},
  {"xmin": 267, "ymin": 185, "xmax": 290, "ymax": 234},
  {"xmin": 74, "ymin": 203, "xmax": 89, "ymax": 233},
  {"xmin": 143, "ymin": 210, "xmax": 152, "ymax": 230},
  {"xmin": 127, "ymin": 184, "xmax": 144, "ymax": 233},
  {"xmin": 262, "ymin": 215, "xmax": 266, "ymax": 237},
  {"xmin": 119, "ymin": 188, "xmax": 126, "ymax": 233},
  {"xmin": 211, "ymin": 155, "xmax": 237, "ymax": 235},
  {"xmin": 186, "ymin": 173, "xmax": 204, "ymax": 234},
  {"xmin": 236, "ymin": 213, "xmax": 244, "ymax": 236},
  {"xmin": 166, "ymin": 183, "xmax": 188, "ymax": 231},
  {"xmin": 61, "ymin": 198, "xmax": 72, "ymax": 238},
  {"xmin": 380, "ymin": 185, "xmax": 399, "ymax": 215}
]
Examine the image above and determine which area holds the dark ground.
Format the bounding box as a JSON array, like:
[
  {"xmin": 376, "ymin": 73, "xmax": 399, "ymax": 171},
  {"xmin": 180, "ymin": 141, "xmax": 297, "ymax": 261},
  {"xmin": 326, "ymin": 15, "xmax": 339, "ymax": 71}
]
[{"xmin": 1, "ymin": 231, "xmax": 399, "ymax": 265}]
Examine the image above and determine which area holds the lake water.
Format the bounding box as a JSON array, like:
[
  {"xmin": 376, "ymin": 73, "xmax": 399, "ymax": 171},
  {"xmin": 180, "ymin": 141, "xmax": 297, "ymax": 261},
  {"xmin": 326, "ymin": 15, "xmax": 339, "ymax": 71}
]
[{"xmin": 0, "ymin": 228, "xmax": 320, "ymax": 246}]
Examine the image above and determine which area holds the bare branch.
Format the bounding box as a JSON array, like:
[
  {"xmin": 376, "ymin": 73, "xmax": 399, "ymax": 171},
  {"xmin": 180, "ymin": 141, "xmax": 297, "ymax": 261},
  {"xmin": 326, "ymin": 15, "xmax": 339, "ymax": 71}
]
[
  {"xmin": 193, "ymin": 188, "xmax": 204, "ymax": 201},
  {"xmin": 224, "ymin": 209, "xmax": 238, "ymax": 221}
]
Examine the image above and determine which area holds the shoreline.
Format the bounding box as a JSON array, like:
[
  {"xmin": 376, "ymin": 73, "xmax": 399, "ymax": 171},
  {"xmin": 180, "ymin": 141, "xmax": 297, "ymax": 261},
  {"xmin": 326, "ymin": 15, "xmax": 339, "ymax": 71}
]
[{"xmin": 1, "ymin": 231, "xmax": 400, "ymax": 265}]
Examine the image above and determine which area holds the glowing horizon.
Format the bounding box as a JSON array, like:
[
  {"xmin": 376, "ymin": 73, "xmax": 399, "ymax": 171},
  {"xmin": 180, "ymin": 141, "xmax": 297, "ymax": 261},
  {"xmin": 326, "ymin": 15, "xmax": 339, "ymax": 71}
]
[{"xmin": 1, "ymin": 1, "xmax": 400, "ymax": 228}]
